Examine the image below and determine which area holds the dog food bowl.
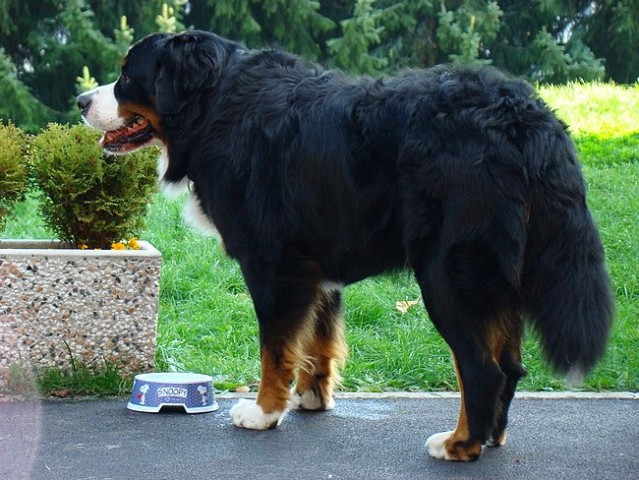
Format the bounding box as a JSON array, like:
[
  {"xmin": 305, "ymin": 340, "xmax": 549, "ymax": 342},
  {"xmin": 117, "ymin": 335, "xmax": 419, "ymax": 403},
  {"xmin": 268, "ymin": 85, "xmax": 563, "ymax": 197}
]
[{"xmin": 127, "ymin": 372, "xmax": 219, "ymax": 413}]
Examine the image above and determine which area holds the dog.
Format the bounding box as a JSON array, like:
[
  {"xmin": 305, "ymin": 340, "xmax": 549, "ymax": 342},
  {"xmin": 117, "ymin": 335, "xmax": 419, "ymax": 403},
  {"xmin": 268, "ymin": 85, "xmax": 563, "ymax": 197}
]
[{"xmin": 78, "ymin": 30, "xmax": 613, "ymax": 461}]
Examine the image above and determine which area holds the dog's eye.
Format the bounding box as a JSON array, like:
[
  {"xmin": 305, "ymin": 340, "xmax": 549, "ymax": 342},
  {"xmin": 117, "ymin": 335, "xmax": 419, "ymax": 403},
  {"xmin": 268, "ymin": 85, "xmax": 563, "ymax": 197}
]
[{"xmin": 120, "ymin": 73, "xmax": 131, "ymax": 85}]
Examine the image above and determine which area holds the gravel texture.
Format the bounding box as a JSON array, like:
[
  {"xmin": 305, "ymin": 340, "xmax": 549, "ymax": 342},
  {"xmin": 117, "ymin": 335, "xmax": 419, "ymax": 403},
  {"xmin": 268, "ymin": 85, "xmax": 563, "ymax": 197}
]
[{"xmin": 0, "ymin": 240, "xmax": 161, "ymax": 385}]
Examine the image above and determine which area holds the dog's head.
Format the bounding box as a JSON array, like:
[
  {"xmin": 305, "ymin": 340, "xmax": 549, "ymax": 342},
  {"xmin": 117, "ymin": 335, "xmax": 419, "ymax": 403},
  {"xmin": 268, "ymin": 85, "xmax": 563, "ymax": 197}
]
[{"xmin": 78, "ymin": 30, "xmax": 242, "ymax": 154}]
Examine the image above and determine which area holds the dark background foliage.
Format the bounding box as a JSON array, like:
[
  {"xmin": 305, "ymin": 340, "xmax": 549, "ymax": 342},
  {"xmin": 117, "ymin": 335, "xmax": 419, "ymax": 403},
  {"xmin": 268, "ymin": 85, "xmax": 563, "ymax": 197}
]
[{"xmin": 1, "ymin": 0, "xmax": 637, "ymax": 132}]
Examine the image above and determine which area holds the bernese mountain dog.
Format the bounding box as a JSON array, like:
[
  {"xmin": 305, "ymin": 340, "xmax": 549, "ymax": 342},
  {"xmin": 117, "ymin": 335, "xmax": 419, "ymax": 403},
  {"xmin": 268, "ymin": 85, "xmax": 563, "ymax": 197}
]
[{"xmin": 78, "ymin": 30, "xmax": 613, "ymax": 462}]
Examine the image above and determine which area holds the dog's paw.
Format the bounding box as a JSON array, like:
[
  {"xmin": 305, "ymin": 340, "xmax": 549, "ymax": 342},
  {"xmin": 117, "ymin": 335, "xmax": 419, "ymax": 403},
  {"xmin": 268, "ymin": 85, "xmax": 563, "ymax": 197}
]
[
  {"xmin": 426, "ymin": 431, "xmax": 483, "ymax": 462},
  {"xmin": 230, "ymin": 399, "xmax": 284, "ymax": 430},
  {"xmin": 426, "ymin": 431, "xmax": 455, "ymax": 460},
  {"xmin": 289, "ymin": 388, "xmax": 335, "ymax": 411},
  {"xmin": 486, "ymin": 431, "xmax": 508, "ymax": 448}
]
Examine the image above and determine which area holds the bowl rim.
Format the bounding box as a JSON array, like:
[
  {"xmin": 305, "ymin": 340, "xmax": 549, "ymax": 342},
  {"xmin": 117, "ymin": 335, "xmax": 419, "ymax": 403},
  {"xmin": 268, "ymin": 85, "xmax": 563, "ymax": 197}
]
[{"xmin": 133, "ymin": 372, "xmax": 213, "ymax": 384}]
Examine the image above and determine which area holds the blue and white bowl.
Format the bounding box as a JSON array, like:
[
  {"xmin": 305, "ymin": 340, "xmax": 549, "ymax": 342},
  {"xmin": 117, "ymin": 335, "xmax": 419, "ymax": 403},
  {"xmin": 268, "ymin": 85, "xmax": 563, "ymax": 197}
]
[{"xmin": 128, "ymin": 372, "xmax": 219, "ymax": 413}]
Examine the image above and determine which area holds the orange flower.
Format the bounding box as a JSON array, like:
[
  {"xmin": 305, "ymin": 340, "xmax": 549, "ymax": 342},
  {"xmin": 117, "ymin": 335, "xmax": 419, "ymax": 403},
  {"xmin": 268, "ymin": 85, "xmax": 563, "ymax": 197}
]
[
  {"xmin": 111, "ymin": 242, "xmax": 126, "ymax": 250},
  {"xmin": 127, "ymin": 238, "xmax": 140, "ymax": 250}
]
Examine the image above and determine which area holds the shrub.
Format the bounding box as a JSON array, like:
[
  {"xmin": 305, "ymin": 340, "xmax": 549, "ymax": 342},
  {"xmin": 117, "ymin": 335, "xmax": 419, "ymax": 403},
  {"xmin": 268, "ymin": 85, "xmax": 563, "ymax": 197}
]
[
  {"xmin": 0, "ymin": 121, "xmax": 29, "ymax": 230},
  {"xmin": 30, "ymin": 123, "xmax": 158, "ymax": 248}
]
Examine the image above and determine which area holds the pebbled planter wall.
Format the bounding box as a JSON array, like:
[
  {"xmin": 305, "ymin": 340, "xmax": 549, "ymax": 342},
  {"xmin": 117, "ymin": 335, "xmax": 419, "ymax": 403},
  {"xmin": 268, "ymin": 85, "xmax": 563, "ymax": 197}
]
[{"xmin": 0, "ymin": 240, "xmax": 161, "ymax": 385}]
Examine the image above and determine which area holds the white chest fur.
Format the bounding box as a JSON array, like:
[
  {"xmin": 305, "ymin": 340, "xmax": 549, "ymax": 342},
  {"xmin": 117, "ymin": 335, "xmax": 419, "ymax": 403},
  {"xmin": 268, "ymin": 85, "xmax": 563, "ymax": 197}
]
[{"xmin": 157, "ymin": 149, "xmax": 221, "ymax": 239}]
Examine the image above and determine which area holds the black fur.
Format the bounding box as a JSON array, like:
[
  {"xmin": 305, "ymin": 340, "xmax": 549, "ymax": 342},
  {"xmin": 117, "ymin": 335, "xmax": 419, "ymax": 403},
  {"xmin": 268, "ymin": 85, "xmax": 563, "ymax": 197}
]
[{"xmin": 92, "ymin": 30, "xmax": 614, "ymax": 455}]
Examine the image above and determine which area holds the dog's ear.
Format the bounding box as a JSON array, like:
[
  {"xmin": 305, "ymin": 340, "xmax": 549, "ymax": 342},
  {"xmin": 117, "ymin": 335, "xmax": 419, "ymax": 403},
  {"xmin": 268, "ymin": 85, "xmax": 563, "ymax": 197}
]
[{"xmin": 154, "ymin": 32, "xmax": 228, "ymax": 115}]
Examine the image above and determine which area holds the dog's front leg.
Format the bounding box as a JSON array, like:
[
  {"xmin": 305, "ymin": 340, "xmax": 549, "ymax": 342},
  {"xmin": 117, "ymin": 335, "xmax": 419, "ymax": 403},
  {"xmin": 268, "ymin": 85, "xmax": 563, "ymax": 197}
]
[
  {"xmin": 230, "ymin": 259, "xmax": 320, "ymax": 430},
  {"xmin": 231, "ymin": 345, "xmax": 298, "ymax": 429}
]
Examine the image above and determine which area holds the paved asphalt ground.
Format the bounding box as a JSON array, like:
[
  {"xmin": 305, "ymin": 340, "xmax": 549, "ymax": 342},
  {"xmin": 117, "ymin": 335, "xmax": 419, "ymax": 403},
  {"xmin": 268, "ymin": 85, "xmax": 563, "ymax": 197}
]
[{"xmin": 1, "ymin": 392, "xmax": 637, "ymax": 479}]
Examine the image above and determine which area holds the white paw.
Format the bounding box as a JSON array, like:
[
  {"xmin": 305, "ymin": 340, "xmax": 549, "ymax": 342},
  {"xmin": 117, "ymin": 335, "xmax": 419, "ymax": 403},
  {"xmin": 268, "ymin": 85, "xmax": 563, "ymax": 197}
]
[
  {"xmin": 425, "ymin": 431, "xmax": 454, "ymax": 460},
  {"xmin": 289, "ymin": 388, "xmax": 335, "ymax": 411},
  {"xmin": 486, "ymin": 431, "xmax": 507, "ymax": 447},
  {"xmin": 230, "ymin": 399, "xmax": 285, "ymax": 430}
]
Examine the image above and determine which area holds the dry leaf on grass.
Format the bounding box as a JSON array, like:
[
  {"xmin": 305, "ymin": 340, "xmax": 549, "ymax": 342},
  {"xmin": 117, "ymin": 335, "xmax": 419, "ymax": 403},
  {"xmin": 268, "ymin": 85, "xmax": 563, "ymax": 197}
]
[{"xmin": 395, "ymin": 299, "xmax": 420, "ymax": 314}]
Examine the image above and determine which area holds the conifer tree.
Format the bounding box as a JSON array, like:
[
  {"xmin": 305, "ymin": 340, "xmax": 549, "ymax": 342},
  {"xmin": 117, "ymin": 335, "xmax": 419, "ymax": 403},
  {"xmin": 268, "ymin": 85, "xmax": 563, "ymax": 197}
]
[
  {"xmin": 192, "ymin": 0, "xmax": 334, "ymax": 58},
  {"xmin": 436, "ymin": 1, "xmax": 502, "ymax": 66},
  {"xmin": 585, "ymin": 0, "xmax": 639, "ymax": 83},
  {"xmin": 0, "ymin": 50, "xmax": 55, "ymax": 133},
  {"xmin": 259, "ymin": 0, "xmax": 335, "ymax": 58},
  {"xmin": 1, "ymin": 0, "xmax": 637, "ymax": 131},
  {"xmin": 327, "ymin": 0, "xmax": 389, "ymax": 74}
]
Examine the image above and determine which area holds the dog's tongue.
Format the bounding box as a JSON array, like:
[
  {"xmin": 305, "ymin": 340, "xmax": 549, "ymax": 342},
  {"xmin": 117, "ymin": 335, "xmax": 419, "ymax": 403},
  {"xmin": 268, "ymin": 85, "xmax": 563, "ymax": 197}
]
[
  {"xmin": 100, "ymin": 129, "xmax": 119, "ymax": 147},
  {"xmin": 99, "ymin": 117, "xmax": 153, "ymax": 152}
]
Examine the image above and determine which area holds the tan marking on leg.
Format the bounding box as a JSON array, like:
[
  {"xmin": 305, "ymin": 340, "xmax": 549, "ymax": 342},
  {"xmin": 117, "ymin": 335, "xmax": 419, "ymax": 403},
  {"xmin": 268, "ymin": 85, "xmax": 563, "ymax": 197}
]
[
  {"xmin": 442, "ymin": 353, "xmax": 483, "ymax": 461},
  {"xmin": 491, "ymin": 430, "xmax": 508, "ymax": 447},
  {"xmin": 488, "ymin": 320, "xmax": 505, "ymax": 366},
  {"xmin": 294, "ymin": 320, "xmax": 348, "ymax": 410},
  {"xmin": 257, "ymin": 345, "xmax": 298, "ymax": 414},
  {"xmin": 486, "ymin": 316, "xmax": 524, "ymax": 447},
  {"xmin": 232, "ymin": 302, "xmax": 321, "ymax": 429},
  {"xmin": 231, "ymin": 344, "xmax": 299, "ymax": 429}
]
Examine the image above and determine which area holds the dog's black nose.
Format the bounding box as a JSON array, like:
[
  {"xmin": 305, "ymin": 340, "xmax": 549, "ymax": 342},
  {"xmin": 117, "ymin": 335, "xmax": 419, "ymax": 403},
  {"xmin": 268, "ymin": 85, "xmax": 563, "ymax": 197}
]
[{"xmin": 77, "ymin": 92, "xmax": 93, "ymax": 115}]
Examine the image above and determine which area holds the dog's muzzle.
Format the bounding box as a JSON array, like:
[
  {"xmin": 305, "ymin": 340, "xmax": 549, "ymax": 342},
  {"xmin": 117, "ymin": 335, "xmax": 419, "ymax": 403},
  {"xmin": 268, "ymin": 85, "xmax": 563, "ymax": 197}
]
[{"xmin": 77, "ymin": 91, "xmax": 94, "ymax": 117}]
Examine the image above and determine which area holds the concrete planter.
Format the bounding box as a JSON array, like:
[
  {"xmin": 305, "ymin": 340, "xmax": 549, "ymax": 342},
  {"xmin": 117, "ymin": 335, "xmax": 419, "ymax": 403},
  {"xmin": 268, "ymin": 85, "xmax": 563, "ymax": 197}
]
[{"xmin": 0, "ymin": 240, "xmax": 161, "ymax": 385}]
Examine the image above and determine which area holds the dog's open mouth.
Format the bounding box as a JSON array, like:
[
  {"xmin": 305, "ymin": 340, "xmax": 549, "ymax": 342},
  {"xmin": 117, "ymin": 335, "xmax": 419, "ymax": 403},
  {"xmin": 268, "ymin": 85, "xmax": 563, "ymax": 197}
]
[{"xmin": 99, "ymin": 116, "xmax": 154, "ymax": 153}]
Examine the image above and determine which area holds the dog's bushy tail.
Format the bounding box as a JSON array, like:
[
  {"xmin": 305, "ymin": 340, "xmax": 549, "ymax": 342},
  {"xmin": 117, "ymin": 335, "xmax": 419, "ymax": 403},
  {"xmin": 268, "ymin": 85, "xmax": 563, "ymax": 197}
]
[{"xmin": 522, "ymin": 128, "xmax": 614, "ymax": 382}]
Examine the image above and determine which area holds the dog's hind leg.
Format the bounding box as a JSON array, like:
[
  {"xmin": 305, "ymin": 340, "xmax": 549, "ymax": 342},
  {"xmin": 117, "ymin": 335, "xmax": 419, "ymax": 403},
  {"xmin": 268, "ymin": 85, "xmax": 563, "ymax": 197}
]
[
  {"xmin": 487, "ymin": 315, "xmax": 527, "ymax": 448},
  {"xmin": 422, "ymin": 317, "xmax": 508, "ymax": 460},
  {"xmin": 423, "ymin": 339, "xmax": 506, "ymax": 461},
  {"xmin": 412, "ymin": 241, "xmax": 521, "ymax": 461},
  {"xmin": 426, "ymin": 314, "xmax": 526, "ymax": 458},
  {"xmin": 290, "ymin": 289, "xmax": 348, "ymax": 411}
]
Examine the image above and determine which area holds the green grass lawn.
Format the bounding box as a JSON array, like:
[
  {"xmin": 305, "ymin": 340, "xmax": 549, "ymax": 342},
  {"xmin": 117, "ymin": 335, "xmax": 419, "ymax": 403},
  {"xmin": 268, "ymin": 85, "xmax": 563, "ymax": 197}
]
[{"xmin": 3, "ymin": 82, "xmax": 638, "ymax": 394}]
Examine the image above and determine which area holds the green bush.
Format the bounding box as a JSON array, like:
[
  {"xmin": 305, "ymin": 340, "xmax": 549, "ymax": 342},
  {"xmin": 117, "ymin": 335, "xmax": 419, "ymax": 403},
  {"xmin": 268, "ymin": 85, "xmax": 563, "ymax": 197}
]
[
  {"xmin": 30, "ymin": 123, "xmax": 158, "ymax": 248},
  {"xmin": 0, "ymin": 121, "xmax": 29, "ymax": 230}
]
